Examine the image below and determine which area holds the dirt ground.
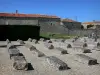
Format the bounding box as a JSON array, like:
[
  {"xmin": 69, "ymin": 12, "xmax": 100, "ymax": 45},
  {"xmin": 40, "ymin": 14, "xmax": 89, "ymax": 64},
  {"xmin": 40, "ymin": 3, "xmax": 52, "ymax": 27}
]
[{"xmin": 0, "ymin": 38, "xmax": 100, "ymax": 75}]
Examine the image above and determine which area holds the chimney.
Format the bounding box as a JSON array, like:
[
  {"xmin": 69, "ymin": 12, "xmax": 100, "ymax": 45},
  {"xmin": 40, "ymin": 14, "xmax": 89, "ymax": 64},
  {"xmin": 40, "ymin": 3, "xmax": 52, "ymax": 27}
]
[{"xmin": 16, "ymin": 10, "xmax": 18, "ymax": 14}]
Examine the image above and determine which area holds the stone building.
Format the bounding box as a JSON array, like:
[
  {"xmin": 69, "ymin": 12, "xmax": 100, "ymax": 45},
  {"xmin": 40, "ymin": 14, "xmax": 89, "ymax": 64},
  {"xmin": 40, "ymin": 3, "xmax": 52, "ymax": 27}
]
[
  {"xmin": 82, "ymin": 21, "xmax": 100, "ymax": 29},
  {"xmin": 82, "ymin": 22, "xmax": 94, "ymax": 29},
  {"xmin": 0, "ymin": 12, "xmax": 83, "ymax": 34},
  {"xmin": 0, "ymin": 12, "xmax": 66, "ymax": 33},
  {"xmin": 0, "ymin": 12, "xmax": 60, "ymax": 25},
  {"xmin": 61, "ymin": 18, "xmax": 82, "ymax": 30}
]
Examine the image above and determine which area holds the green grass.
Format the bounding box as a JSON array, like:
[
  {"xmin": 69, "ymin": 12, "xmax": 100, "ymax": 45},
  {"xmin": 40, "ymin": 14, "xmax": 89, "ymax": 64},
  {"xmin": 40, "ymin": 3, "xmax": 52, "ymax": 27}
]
[{"xmin": 40, "ymin": 33, "xmax": 77, "ymax": 39}]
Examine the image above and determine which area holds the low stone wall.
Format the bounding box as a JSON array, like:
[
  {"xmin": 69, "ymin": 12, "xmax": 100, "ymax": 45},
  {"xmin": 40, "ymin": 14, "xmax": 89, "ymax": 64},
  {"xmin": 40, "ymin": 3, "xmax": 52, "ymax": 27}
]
[
  {"xmin": 0, "ymin": 18, "xmax": 38, "ymax": 25},
  {"xmin": 68, "ymin": 29, "xmax": 100, "ymax": 36},
  {"xmin": 40, "ymin": 24, "xmax": 68, "ymax": 34},
  {"xmin": 67, "ymin": 29, "xmax": 95, "ymax": 36}
]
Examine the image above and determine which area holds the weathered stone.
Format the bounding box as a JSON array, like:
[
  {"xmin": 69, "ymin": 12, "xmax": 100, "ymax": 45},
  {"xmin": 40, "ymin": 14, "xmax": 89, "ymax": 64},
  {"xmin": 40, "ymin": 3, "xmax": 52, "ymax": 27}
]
[
  {"xmin": 17, "ymin": 39, "xmax": 25, "ymax": 45},
  {"xmin": 25, "ymin": 44, "xmax": 37, "ymax": 51},
  {"xmin": 97, "ymin": 42, "xmax": 100, "ymax": 47},
  {"xmin": 47, "ymin": 40, "xmax": 52, "ymax": 43},
  {"xmin": 67, "ymin": 44, "xmax": 72, "ymax": 48},
  {"xmin": 20, "ymin": 40, "xmax": 25, "ymax": 44},
  {"xmin": 56, "ymin": 47, "xmax": 68, "ymax": 54},
  {"xmin": 43, "ymin": 39, "xmax": 47, "ymax": 42},
  {"xmin": 6, "ymin": 39, "xmax": 11, "ymax": 44},
  {"xmin": 54, "ymin": 39, "xmax": 57, "ymax": 42},
  {"xmin": 36, "ymin": 50, "xmax": 45, "ymax": 57},
  {"xmin": 46, "ymin": 56, "xmax": 69, "ymax": 70},
  {"xmin": 44, "ymin": 42, "xmax": 54, "ymax": 49},
  {"xmin": 75, "ymin": 54, "xmax": 98, "ymax": 65},
  {"xmin": 84, "ymin": 38, "xmax": 87, "ymax": 42},
  {"xmin": 35, "ymin": 40, "xmax": 39, "ymax": 44},
  {"xmin": 61, "ymin": 39, "xmax": 65, "ymax": 42},
  {"xmin": 28, "ymin": 38, "xmax": 32, "ymax": 42},
  {"xmin": 7, "ymin": 44, "xmax": 16, "ymax": 49},
  {"xmin": 72, "ymin": 40, "xmax": 75, "ymax": 42},
  {"xmin": 8, "ymin": 48, "xmax": 20, "ymax": 59},
  {"xmin": 17, "ymin": 39, "xmax": 20, "ymax": 42},
  {"xmin": 83, "ymin": 43, "xmax": 88, "ymax": 48},
  {"xmin": 25, "ymin": 44, "xmax": 45, "ymax": 57},
  {"xmin": 32, "ymin": 39, "xmax": 36, "ymax": 42},
  {"xmin": 39, "ymin": 38, "xmax": 44, "ymax": 41},
  {"xmin": 83, "ymin": 49, "xmax": 91, "ymax": 53},
  {"xmin": 74, "ymin": 37, "xmax": 78, "ymax": 41},
  {"xmin": 12, "ymin": 56, "xmax": 28, "ymax": 70}
]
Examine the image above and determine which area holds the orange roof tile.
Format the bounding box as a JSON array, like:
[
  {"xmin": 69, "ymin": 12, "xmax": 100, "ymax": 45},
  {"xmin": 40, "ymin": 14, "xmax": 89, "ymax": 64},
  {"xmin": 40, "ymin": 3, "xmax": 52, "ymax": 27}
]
[
  {"xmin": 82, "ymin": 22, "xmax": 94, "ymax": 24},
  {"xmin": 0, "ymin": 13, "xmax": 59, "ymax": 18}
]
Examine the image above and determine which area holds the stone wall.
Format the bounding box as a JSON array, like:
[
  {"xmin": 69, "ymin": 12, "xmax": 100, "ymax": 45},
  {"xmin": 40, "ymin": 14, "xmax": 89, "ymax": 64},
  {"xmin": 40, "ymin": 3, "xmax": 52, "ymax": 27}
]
[
  {"xmin": 0, "ymin": 17, "xmax": 68, "ymax": 34},
  {"xmin": 1, "ymin": 17, "xmax": 97, "ymax": 36},
  {"xmin": 62, "ymin": 21, "xmax": 82, "ymax": 29},
  {"xmin": 67, "ymin": 29, "xmax": 100, "ymax": 36},
  {"xmin": 0, "ymin": 19, "xmax": 5, "ymax": 25},
  {"xmin": 39, "ymin": 19, "xmax": 68, "ymax": 33},
  {"xmin": 39, "ymin": 19, "xmax": 67, "ymax": 33},
  {"xmin": 40, "ymin": 23, "xmax": 68, "ymax": 34},
  {"xmin": 0, "ymin": 17, "xmax": 38, "ymax": 25}
]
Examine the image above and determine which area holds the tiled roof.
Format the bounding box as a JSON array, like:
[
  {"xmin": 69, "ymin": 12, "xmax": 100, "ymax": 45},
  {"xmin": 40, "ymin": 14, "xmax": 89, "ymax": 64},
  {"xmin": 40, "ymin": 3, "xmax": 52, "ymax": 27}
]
[
  {"xmin": 82, "ymin": 21, "xmax": 100, "ymax": 25},
  {"xmin": 62, "ymin": 18, "xmax": 77, "ymax": 22},
  {"xmin": 0, "ymin": 13, "xmax": 59, "ymax": 18},
  {"xmin": 82, "ymin": 22, "xmax": 94, "ymax": 24}
]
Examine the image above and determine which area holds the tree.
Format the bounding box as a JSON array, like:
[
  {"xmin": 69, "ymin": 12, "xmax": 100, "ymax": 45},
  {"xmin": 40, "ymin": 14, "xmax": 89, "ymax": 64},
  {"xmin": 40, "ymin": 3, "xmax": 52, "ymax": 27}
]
[{"xmin": 87, "ymin": 24, "xmax": 94, "ymax": 29}]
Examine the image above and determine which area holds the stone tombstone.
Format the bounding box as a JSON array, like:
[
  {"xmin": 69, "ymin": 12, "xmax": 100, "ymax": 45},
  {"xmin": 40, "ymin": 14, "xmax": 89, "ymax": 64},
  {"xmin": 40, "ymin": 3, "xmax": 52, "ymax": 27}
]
[{"xmin": 28, "ymin": 38, "xmax": 32, "ymax": 42}]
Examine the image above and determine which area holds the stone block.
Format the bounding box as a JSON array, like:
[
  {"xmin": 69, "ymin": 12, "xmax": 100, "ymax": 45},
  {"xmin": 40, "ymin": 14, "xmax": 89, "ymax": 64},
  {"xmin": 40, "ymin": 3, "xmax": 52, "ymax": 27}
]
[
  {"xmin": 97, "ymin": 42, "xmax": 100, "ymax": 47},
  {"xmin": 83, "ymin": 49, "xmax": 91, "ymax": 53},
  {"xmin": 75, "ymin": 54, "xmax": 98, "ymax": 65},
  {"xmin": 36, "ymin": 50, "xmax": 45, "ymax": 57},
  {"xmin": 12, "ymin": 56, "xmax": 28, "ymax": 70},
  {"xmin": 56, "ymin": 47, "xmax": 68, "ymax": 54},
  {"xmin": 28, "ymin": 38, "xmax": 32, "ymax": 42},
  {"xmin": 67, "ymin": 44, "xmax": 72, "ymax": 48},
  {"xmin": 7, "ymin": 44, "xmax": 16, "ymax": 49},
  {"xmin": 44, "ymin": 42, "xmax": 54, "ymax": 49},
  {"xmin": 17, "ymin": 39, "xmax": 25, "ymax": 45},
  {"xmin": 83, "ymin": 43, "xmax": 88, "ymax": 48},
  {"xmin": 6, "ymin": 39, "xmax": 11, "ymax": 44},
  {"xmin": 8, "ymin": 48, "xmax": 20, "ymax": 59},
  {"xmin": 25, "ymin": 44, "xmax": 37, "ymax": 51},
  {"xmin": 46, "ymin": 56, "xmax": 69, "ymax": 70}
]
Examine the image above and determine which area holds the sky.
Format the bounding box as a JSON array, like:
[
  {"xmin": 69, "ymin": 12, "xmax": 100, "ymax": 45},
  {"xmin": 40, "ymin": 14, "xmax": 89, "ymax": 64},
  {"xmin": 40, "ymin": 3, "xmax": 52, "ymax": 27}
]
[{"xmin": 0, "ymin": 0, "xmax": 100, "ymax": 22}]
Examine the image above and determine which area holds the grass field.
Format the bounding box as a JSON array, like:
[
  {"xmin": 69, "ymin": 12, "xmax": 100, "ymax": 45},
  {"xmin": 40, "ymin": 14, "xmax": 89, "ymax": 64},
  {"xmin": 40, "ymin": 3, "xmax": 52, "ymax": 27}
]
[{"xmin": 40, "ymin": 33, "xmax": 77, "ymax": 39}]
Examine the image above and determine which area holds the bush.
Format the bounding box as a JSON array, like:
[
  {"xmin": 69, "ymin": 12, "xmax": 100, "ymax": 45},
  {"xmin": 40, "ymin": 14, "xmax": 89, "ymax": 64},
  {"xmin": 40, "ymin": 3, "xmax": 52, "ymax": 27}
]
[{"xmin": 87, "ymin": 24, "xmax": 94, "ymax": 29}]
